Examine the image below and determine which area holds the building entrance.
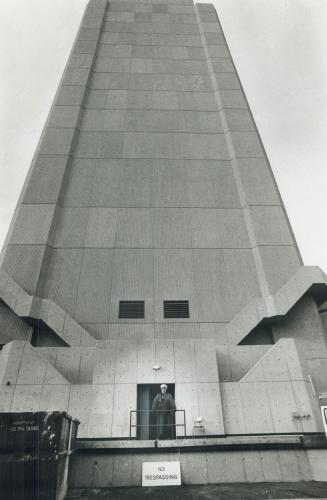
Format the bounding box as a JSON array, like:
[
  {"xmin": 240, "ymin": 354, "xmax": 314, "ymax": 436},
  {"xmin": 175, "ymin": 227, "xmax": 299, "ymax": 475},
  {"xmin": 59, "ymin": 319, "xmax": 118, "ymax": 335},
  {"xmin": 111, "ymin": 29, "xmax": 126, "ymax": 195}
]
[{"xmin": 137, "ymin": 384, "xmax": 175, "ymax": 440}]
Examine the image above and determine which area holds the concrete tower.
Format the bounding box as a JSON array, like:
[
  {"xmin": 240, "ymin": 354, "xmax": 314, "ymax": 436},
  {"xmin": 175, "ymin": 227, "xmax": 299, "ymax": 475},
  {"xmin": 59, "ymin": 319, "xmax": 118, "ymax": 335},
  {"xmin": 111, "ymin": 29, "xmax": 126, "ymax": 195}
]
[{"xmin": 1, "ymin": 0, "xmax": 327, "ymax": 487}]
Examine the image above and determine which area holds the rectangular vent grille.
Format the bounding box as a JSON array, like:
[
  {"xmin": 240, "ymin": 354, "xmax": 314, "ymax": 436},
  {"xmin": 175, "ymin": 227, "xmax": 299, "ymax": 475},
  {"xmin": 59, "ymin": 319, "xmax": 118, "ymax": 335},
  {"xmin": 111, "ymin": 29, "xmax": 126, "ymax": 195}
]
[
  {"xmin": 119, "ymin": 301, "xmax": 144, "ymax": 319},
  {"xmin": 164, "ymin": 300, "xmax": 189, "ymax": 318}
]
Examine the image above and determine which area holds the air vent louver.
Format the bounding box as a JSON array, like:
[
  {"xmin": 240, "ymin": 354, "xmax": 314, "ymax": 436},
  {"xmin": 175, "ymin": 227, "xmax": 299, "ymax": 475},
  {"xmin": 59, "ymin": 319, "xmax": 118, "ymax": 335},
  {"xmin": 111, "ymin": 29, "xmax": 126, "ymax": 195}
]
[
  {"xmin": 164, "ymin": 300, "xmax": 189, "ymax": 318},
  {"xmin": 119, "ymin": 301, "xmax": 145, "ymax": 319}
]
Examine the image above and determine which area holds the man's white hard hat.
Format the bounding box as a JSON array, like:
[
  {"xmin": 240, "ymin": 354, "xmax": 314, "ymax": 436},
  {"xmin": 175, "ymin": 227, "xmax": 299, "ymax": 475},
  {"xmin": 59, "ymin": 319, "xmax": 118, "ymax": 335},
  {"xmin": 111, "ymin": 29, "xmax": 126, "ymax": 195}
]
[{"xmin": 160, "ymin": 384, "xmax": 168, "ymax": 388}]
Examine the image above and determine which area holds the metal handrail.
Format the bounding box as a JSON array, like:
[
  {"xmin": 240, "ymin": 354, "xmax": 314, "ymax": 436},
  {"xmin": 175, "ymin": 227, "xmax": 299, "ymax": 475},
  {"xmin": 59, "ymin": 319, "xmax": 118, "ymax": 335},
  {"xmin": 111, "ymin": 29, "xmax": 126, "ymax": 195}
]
[{"xmin": 129, "ymin": 409, "xmax": 186, "ymax": 440}]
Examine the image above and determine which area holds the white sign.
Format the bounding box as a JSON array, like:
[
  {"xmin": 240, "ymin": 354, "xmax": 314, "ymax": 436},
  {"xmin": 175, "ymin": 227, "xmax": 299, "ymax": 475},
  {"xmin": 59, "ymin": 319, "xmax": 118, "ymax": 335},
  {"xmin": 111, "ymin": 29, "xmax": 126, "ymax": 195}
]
[
  {"xmin": 142, "ymin": 461, "xmax": 181, "ymax": 486},
  {"xmin": 321, "ymin": 406, "xmax": 327, "ymax": 437}
]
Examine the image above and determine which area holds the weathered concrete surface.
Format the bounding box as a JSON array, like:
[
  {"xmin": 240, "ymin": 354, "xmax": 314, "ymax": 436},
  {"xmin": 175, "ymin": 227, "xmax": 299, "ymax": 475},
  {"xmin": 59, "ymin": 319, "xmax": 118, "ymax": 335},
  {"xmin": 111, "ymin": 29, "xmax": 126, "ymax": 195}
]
[
  {"xmin": 0, "ymin": 0, "xmax": 327, "ymax": 463},
  {"xmin": 76, "ymin": 434, "xmax": 304, "ymax": 450},
  {"xmin": 0, "ymin": 339, "xmax": 224, "ymax": 437},
  {"xmin": 1, "ymin": 0, "xmax": 326, "ymax": 348},
  {"xmin": 66, "ymin": 482, "xmax": 327, "ymax": 499},
  {"xmin": 0, "ymin": 269, "xmax": 96, "ymax": 347},
  {"xmin": 1, "ymin": 336, "xmax": 325, "ymax": 438},
  {"xmin": 68, "ymin": 448, "xmax": 327, "ymax": 488},
  {"xmin": 1, "ymin": 0, "xmax": 313, "ymax": 337}
]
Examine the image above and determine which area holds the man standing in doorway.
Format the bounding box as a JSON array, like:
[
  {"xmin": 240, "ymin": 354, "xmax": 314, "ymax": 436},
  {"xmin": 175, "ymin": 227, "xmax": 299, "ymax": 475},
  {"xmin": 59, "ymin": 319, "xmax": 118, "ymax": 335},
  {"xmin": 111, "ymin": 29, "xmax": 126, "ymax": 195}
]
[{"xmin": 152, "ymin": 384, "xmax": 176, "ymax": 439}]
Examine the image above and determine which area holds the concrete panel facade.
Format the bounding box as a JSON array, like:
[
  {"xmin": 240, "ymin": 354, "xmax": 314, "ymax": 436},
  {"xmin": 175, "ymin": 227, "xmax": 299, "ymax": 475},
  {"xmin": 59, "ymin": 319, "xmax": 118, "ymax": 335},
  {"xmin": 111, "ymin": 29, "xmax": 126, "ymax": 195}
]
[
  {"xmin": 220, "ymin": 339, "xmax": 324, "ymax": 435},
  {"xmin": 0, "ymin": 338, "xmax": 222, "ymax": 438},
  {"xmin": 1, "ymin": 0, "xmax": 308, "ymax": 336},
  {"xmin": 0, "ymin": 1, "xmax": 327, "ymax": 485},
  {"xmin": 68, "ymin": 447, "xmax": 324, "ymax": 487}
]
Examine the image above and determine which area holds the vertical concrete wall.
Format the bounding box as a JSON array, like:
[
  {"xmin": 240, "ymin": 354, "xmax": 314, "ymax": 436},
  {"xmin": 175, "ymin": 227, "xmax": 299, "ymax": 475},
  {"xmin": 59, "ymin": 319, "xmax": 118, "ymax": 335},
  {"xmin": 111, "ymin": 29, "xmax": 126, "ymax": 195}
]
[
  {"xmin": 0, "ymin": 301, "xmax": 32, "ymax": 345},
  {"xmin": 272, "ymin": 295, "xmax": 327, "ymax": 349},
  {"xmin": 0, "ymin": 342, "xmax": 70, "ymax": 414},
  {"xmin": 220, "ymin": 339, "xmax": 324, "ymax": 434},
  {"xmin": 1, "ymin": 0, "xmax": 302, "ymax": 337},
  {"xmin": 0, "ymin": 0, "xmax": 108, "ymax": 299},
  {"xmin": 69, "ymin": 448, "xmax": 318, "ymax": 487},
  {"xmin": 0, "ymin": 0, "xmax": 326, "ymax": 444},
  {"xmin": 1, "ymin": 337, "xmax": 324, "ymax": 438},
  {"xmin": 195, "ymin": 3, "xmax": 302, "ymax": 298},
  {"xmin": 307, "ymin": 450, "xmax": 327, "ymax": 481},
  {"xmin": 0, "ymin": 339, "xmax": 223, "ymax": 438}
]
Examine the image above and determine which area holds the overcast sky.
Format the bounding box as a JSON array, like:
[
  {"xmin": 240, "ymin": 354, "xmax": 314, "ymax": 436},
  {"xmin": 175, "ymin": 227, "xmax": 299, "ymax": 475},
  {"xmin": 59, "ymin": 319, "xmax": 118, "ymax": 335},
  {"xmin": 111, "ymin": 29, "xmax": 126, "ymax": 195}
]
[{"xmin": 0, "ymin": 0, "xmax": 326, "ymax": 272}]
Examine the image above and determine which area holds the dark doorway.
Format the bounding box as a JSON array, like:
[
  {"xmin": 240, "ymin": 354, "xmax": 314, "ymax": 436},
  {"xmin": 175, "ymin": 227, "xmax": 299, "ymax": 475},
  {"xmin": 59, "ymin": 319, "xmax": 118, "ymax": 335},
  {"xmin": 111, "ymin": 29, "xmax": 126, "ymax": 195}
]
[{"xmin": 137, "ymin": 384, "xmax": 175, "ymax": 440}]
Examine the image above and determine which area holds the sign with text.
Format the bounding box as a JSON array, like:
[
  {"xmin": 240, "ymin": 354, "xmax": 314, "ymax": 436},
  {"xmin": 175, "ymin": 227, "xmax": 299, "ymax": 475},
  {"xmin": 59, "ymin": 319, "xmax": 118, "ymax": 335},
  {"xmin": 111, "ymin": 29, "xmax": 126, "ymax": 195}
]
[
  {"xmin": 321, "ymin": 406, "xmax": 327, "ymax": 437},
  {"xmin": 142, "ymin": 461, "xmax": 181, "ymax": 486}
]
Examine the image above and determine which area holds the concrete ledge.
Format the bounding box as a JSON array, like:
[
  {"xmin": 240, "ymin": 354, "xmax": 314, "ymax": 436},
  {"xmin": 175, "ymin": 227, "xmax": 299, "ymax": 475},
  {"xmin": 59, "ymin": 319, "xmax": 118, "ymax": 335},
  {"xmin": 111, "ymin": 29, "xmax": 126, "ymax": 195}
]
[
  {"xmin": 66, "ymin": 482, "xmax": 327, "ymax": 500},
  {"xmin": 157, "ymin": 435, "xmax": 304, "ymax": 450},
  {"xmin": 302, "ymin": 435, "xmax": 327, "ymax": 449},
  {"xmin": 77, "ymin": 439, "xmax": 156, "ymax": 450},
  {"xmin": 75, "ymin": 434, "xmax": 327, "ymax": 454},
  {"xmin": 76, "ymin": 434, "xmax": 308, "ymax": 453}
]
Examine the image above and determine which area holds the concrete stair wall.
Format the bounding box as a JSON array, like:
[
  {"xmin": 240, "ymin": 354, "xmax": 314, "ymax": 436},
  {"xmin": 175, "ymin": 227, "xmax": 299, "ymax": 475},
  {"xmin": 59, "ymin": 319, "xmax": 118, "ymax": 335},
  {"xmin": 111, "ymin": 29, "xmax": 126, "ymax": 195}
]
[
  {"xmin": 220, "ymin": 339, "xmax": 324, "ymax": 435},
  {"xmin": 218, "ymin": 266, "xmax": 327, "ymax": 345},
  {"xmin": 0, "ymin": 269, "xmax": 96, "ymax": 347}
]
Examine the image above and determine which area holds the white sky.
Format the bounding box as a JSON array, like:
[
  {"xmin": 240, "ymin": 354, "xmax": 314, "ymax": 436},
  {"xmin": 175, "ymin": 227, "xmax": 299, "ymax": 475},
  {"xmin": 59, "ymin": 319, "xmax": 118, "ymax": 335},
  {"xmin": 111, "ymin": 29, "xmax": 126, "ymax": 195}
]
[{"xmin": 0, "ymin": 0, "xmax": 326, "ymax": 272}]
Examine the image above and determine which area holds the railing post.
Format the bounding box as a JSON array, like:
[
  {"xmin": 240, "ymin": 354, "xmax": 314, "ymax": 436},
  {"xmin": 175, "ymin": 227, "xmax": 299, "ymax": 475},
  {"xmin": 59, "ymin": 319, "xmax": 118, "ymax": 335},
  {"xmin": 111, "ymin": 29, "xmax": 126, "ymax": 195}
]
[
  {"xmin": 129, "ymin": 409, "xmax": 186, "ymax": 441},
  {"xmin": 184, "ymin": 410, "xmax": 186, "ymax": 439},
  {"xmin": 129, "ymin": 411, "xmax": 132, "ymax": 440}
]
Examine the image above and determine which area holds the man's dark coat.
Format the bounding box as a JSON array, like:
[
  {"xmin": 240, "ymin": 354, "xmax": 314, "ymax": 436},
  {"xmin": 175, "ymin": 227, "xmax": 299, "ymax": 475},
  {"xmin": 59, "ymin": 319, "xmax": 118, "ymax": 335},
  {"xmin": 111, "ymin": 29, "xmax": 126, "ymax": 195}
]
[{"xmin": 152, "ymin": 392, "xmax": 176, "ymax": 411}]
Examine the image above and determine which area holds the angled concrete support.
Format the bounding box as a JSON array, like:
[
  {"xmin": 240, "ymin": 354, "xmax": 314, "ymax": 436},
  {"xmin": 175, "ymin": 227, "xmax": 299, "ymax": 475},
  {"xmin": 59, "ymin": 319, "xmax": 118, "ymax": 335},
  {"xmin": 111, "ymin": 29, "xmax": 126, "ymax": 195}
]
[
  {"xmin": 219, "ymin": 266, "xmax": 327, "ymax": 345},
  {"xmin": 0, "ymin": 269, "xmax": 95, "ymax": 347}
]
